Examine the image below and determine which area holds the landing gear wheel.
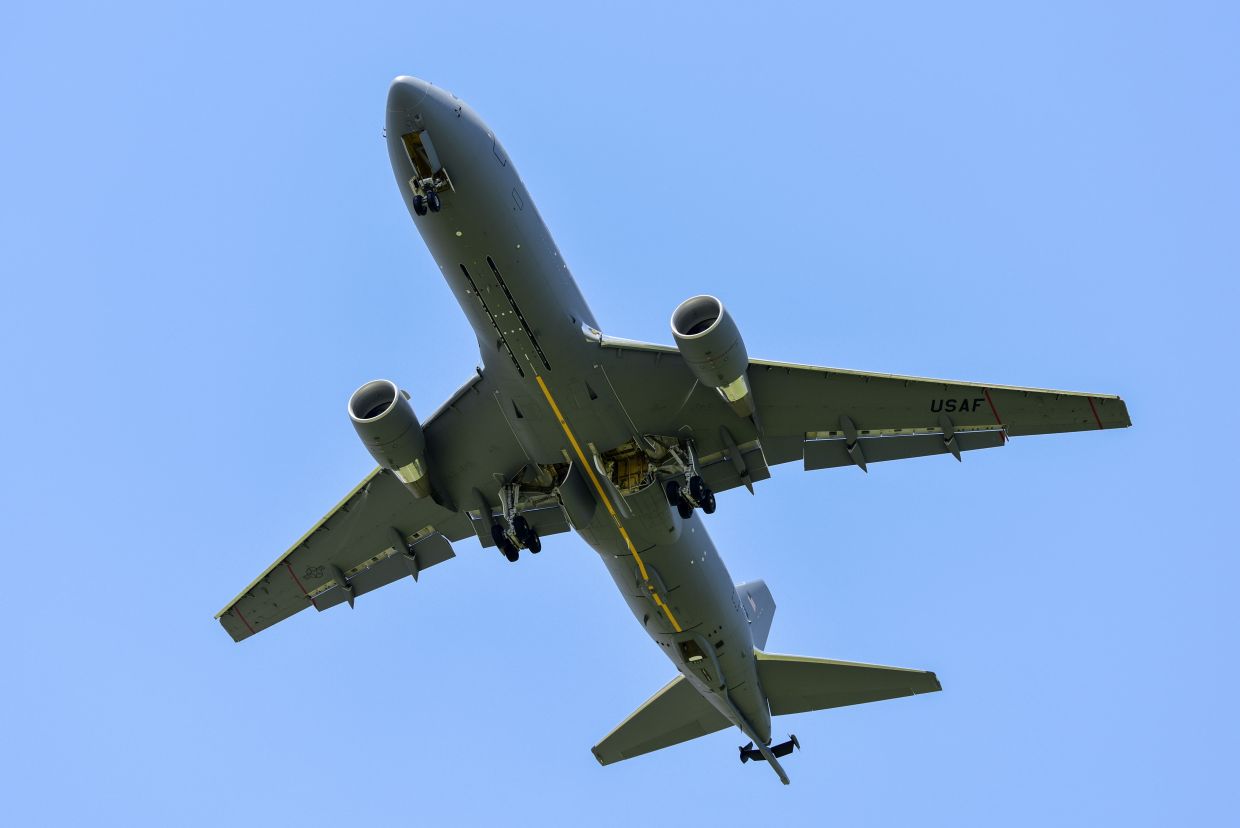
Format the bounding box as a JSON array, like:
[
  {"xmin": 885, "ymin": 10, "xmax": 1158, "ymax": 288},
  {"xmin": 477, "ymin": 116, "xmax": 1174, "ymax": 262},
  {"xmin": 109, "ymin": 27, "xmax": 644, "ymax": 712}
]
[
  {"xmin": 665, "ymin": 480, "xmax": 683, "ymax": 508},
  {"xmin": 689, "ymin": 475, "xmax": 706, "ymax": 503},
  {"xmin": 526, "ymin": 530, "xmax": 541, "ymax": 554},
  {"xmin": 413, "ymin": 194, "xmax": 428, "ymax": 216},
  {"xmin": 512, "ymin": 515, "xmax": 532, "ymax": 545},
  {"xmin": 701, "ymin": 491, "xmax": 717, "ymax": 514},
  {"xmin": 503, "ymin": 541, "xmax": 519, "ymax": 563},
  {"xmin": 490, "ymin": 523, "xmax": 506, "ymax": 548},
  {"xmin": 426, "ymin": 190, "xmax": 442, "ymax": 212},
  {"xmin": 668, "ymin": 478, "xmax": 695, "ymax": 519}
]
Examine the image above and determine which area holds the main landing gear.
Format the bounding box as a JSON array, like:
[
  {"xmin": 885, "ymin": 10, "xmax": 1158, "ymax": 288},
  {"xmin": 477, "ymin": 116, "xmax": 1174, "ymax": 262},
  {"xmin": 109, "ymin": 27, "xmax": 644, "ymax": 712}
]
[
  {"xmin": 666, "ymin": 475, "xmax": 716, "ymax": 519},
  {"xmin": 491, "ymin": 478, "xmax": 545, "ymax": 562},
  {"xmin": 411, "ymin": 171, "xmax": 446, "ymax": 216},
  {"xmin": 492, "ymin": 511, "xmax": 541, "ymax": 563}
]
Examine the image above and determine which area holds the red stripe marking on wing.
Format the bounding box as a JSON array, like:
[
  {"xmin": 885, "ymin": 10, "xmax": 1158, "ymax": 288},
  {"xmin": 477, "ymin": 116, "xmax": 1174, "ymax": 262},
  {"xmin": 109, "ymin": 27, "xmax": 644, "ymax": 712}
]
[
  {"xmin": 284, "ymin": 561, "xmax": 318, "ymax": 609},
  {"xmin": 1087, "ymin": 396, "xmax": 1104, "ymax": 430},
  {"xmin": 234, "ymin": 608, "xmax": 256, "ymax": 635},
  {"xmin": 983, "ymin": 388, "xmax": 1007, "ymax": 442}
]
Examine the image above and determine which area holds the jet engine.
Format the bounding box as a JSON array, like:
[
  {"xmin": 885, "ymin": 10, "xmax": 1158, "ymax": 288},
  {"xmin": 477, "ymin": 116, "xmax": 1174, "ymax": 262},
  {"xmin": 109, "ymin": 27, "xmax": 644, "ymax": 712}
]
[
  {"xmin": 348, "ymin": 379, "xmax": 432, "ymax": 498},
  {"xmin": 670, "ymin": 295, "xmax": 755, "ymax": 418}
]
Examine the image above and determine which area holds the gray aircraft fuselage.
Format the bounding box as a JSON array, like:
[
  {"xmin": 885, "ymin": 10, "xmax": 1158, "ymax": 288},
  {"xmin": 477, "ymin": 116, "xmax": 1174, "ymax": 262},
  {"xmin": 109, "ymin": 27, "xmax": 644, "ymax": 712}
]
[{"xmin": 385, "ymin": 77, "xmax": 774, "ymax": 756}]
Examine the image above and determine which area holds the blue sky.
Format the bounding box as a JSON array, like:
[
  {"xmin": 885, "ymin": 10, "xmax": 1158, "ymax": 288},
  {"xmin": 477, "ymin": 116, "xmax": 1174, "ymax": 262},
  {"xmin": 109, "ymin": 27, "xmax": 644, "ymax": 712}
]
[{"xmin": 2, "ymin": 2, "xmax": 1236, "ymax": 825}]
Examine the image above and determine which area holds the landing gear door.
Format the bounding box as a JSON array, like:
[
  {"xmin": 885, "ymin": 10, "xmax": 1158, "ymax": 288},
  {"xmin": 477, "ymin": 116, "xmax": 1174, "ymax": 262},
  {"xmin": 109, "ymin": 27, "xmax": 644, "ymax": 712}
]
[{"xmin": 400, "ymin": 129, "xmax": 442, "ymax": 180}]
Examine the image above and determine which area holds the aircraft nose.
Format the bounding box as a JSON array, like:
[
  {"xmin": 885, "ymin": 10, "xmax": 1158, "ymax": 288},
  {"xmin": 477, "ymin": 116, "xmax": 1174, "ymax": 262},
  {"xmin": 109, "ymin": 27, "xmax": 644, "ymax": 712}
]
[{"xmin": 388, "ymin": 75, "xmax": 432, "ymax": 113}]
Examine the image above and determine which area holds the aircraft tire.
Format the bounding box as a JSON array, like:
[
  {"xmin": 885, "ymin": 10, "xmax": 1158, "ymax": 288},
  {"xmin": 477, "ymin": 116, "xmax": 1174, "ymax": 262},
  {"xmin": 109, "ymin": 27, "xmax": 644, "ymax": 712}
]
[
  {"xmin": 513, "ymin": 515, "xmax": 532, "ymax": 544},
  {"xmin": 665, "ymin": 479, "xmax": 683, "ymax": 507},
  {"xmin": 427, "ymin": 191, "xmax": 442, "ymax": 212},
  {"xmin": 701, "ymin": 491, "xmax": 716, "ymax": 515},
  {"xmin": 689, "ymin": 475, "xmax": 706, "ymax": 502},
  {"xmin": 413, "ymin": 194, "xmax": 428, "ymax": 215},
  {"xmin": 676, "ymin": 497, "xmax": 694, "ymax": 520},
  {"xmin": 527, "ymin": 531, "xmax": 541, "ymax": 554}
]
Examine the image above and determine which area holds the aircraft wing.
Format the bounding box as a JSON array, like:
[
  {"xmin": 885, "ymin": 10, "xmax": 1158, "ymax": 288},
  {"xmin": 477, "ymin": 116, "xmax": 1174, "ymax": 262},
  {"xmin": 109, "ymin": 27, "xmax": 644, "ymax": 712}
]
[
  {"xmin": 587, "ymin": 331, "xmax": 1131, "ymax": 492},
  {"xmin": 216, "ymin": 370, "xmax": 564, "ymax": 642}
]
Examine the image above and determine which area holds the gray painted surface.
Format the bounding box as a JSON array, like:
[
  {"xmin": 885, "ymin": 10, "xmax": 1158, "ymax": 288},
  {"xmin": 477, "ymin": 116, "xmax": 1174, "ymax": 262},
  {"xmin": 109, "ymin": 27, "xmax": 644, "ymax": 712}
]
[{"xmin": 216, "ymin": 75, "xmax": 1131, "ymax": 784}]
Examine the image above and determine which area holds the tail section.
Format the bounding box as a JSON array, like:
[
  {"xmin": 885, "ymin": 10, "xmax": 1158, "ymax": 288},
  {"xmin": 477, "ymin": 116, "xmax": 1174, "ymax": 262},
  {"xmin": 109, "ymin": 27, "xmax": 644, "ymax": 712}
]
[{"xmin": 756, "ymin": 650, "xmax": 941, "ymax": 715}]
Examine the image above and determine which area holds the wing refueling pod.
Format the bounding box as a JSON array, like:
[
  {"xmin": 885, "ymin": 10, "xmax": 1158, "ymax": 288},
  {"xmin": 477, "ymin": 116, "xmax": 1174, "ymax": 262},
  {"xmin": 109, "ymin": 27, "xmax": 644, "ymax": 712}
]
[
  {"xmin": 348, "ymin": 379, "xmax": 431, "ymax": 498},
  {"xmin": 670, "ymin": 295, "xmax": 755, "ymax": 418}
]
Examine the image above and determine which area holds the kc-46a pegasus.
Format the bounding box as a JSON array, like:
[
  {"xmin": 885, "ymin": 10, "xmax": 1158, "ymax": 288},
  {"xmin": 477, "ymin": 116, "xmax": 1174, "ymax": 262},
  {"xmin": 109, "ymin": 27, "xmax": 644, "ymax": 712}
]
[{"xmin": 217, "ymin": 76, "xmax": 1131, "ymax": 784}]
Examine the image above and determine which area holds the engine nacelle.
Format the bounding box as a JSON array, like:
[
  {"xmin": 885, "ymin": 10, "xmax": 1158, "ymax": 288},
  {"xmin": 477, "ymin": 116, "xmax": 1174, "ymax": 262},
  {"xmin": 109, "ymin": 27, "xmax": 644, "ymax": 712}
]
[
  {"xmin": 348, "ymin": 379, "xmax": 431, "ymax": 498},
  {"xmin": 670, "ymin": 294, "xmax": 755, "ymax": 417}
]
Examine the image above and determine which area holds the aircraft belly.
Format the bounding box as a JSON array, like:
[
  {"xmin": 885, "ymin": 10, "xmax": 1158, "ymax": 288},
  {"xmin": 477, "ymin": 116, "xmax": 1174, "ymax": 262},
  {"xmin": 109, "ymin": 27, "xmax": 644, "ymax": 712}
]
[
  {"xmin": 387, "ymin": 86, "xmax": 599, "ymax": 394},
  {"xmin": 386, "ymin": 80, "xmax": 776, "ymax": 745},
  {"xmin": 590, "ymin": 510, "xmax": 772, "ymax": 744}
]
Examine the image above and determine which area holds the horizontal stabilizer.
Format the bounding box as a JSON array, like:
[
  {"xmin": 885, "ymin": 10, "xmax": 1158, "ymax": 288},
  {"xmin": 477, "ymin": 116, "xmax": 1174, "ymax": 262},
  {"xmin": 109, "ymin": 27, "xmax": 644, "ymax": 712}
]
[
  {"xmin": 756, "ymin": 651, "xmax": 941, "ymax": 716},
  {"xmin": 592, "ymin": 676, "xmax": 731, "ymax": 765}
]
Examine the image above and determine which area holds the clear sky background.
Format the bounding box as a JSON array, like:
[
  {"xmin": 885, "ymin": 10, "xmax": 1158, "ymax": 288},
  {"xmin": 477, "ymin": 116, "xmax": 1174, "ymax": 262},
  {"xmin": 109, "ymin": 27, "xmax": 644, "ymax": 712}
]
[{"xmin": 2, "ymin": 2, "xmax": 1236, "ymax": 825}]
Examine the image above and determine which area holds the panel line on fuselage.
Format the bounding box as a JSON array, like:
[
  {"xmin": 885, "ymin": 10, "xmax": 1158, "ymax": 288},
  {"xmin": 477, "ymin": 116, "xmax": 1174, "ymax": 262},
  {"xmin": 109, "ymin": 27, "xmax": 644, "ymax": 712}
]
[
  {"xmin": 486, "ymin": 255, "xmax": 551, "ymax": 371},
  {"xmin": 533, "ymin": 374, "xmax": 684, "ymax": 633},
  {"xmin": 458, "ymin": 263, "xmax": 524, "ymax": 377}
]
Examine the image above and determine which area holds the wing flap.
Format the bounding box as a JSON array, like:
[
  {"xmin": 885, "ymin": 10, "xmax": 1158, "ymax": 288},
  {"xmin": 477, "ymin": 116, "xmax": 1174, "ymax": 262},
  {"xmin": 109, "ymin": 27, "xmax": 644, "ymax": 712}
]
[
  {"xmin": 312, "ymin": 534, "xmax": 456, "ymax": 612},
  {"xmin": 803, "ymin": 429, "xmax": 1006, "ymax": 470},
  {"xmin": 699, "ymin": 443, "xmax": 772, "ymax": 494},
  {"xmin": 592, "ymin": 676, "xmax": 731, "ymax": 765}
]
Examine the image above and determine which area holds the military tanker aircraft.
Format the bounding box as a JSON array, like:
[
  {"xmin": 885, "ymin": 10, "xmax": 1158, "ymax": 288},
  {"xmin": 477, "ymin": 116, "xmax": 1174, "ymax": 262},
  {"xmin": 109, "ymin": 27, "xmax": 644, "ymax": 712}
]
[{"xmin": 216, "ymin": 76, "xmax": 1131, "ymax": 784}]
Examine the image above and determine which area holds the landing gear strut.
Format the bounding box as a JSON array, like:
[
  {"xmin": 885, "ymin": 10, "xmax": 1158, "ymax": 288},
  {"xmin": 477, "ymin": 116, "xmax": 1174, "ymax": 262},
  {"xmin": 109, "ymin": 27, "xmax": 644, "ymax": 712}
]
[
  {"xmin": 666, "ymin": 474, "xmax": 715, "ymax": 518},
  {"xmin": 493, "ymin": 483, "xmax": 541, "ymax": 562},
  {"xmin": 412, "ymin": 176, "xmax": 446, "ymax": 216},
  {"xmin": 512, "ymin": 515, "xmax": 541, "ymax": 554},
  {"xmin": 491, "ymin": 523, "xmax": 520, "ymax": 562}
]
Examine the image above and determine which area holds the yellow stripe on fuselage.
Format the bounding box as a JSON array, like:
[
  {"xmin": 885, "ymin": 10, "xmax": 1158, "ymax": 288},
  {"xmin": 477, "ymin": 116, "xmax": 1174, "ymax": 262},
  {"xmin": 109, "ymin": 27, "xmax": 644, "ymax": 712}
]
[{"xmin": 534, "ymin": 375, "xmax": 683, "ymax": 633}]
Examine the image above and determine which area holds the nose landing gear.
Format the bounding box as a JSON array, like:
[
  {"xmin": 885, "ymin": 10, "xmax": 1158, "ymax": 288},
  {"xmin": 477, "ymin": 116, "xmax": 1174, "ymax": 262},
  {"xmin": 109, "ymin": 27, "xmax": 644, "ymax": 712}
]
[
  {"xmin": 411, "ymin": 173, "xmax": 448, "ymax": 216},
  {"xmin": 412, "ymin": 187, "xmax": 443, "ymax": 216}
]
